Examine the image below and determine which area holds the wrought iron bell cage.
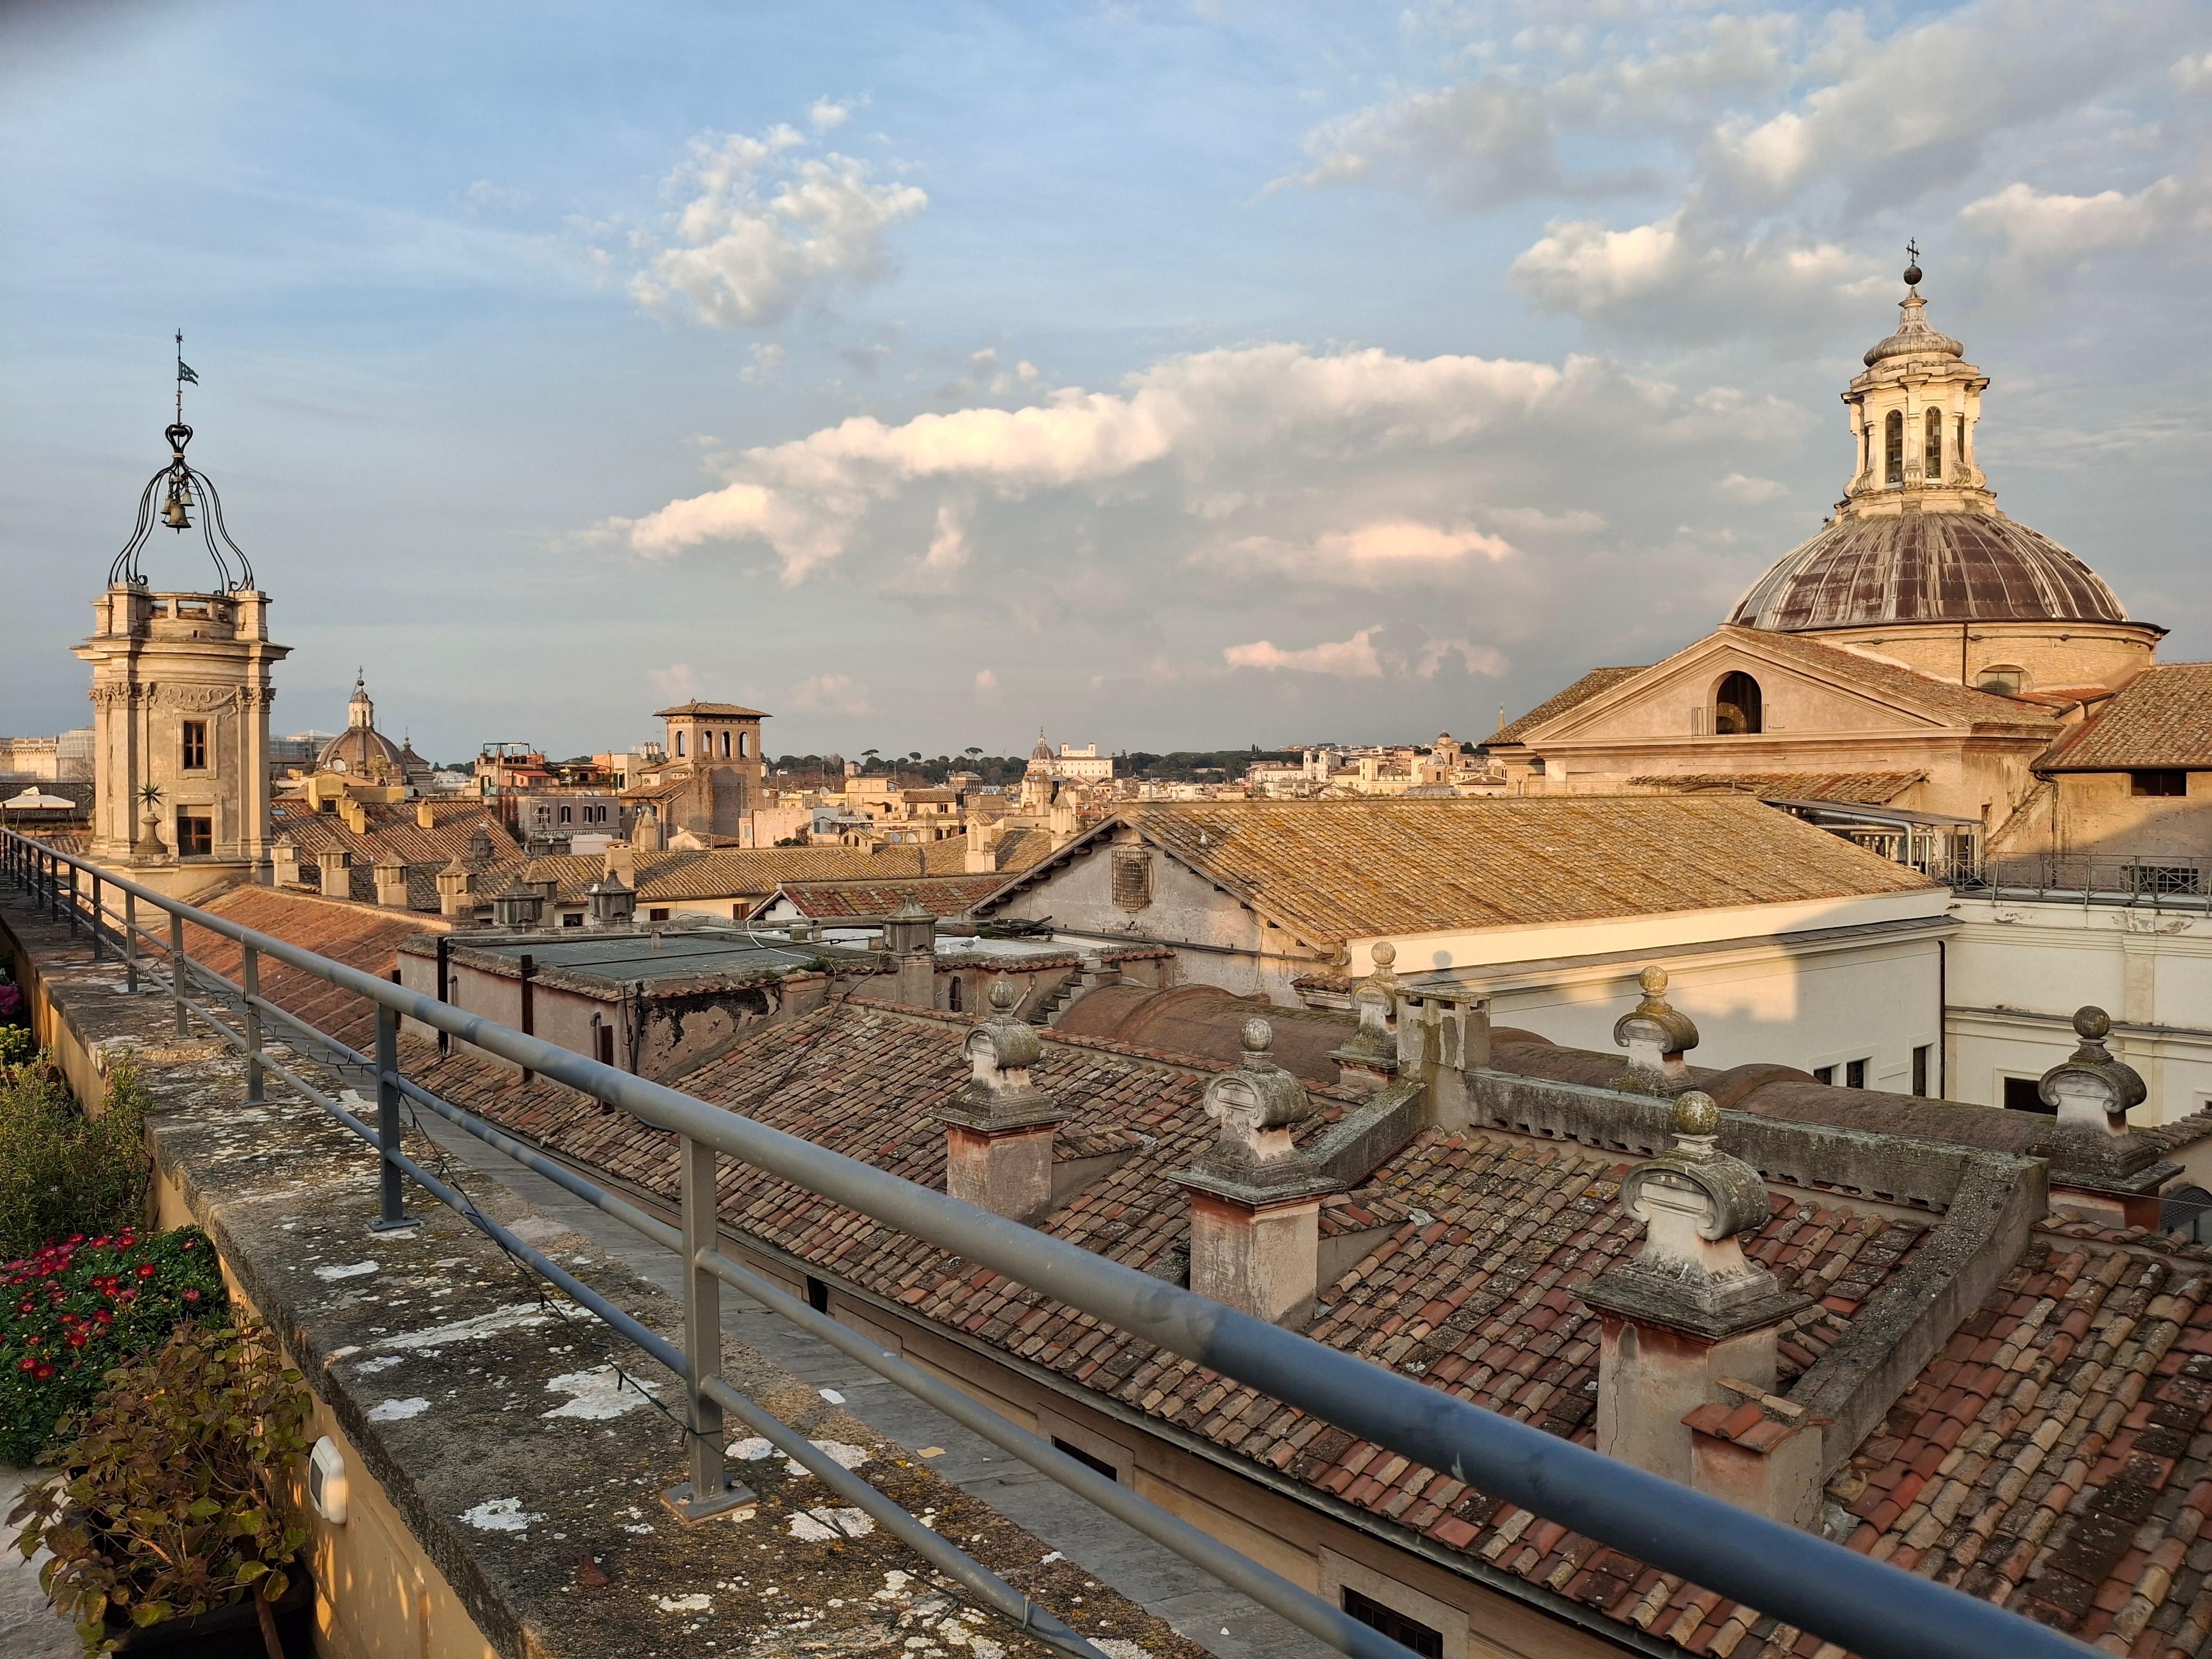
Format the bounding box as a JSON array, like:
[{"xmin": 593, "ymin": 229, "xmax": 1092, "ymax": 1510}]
[{"xmin": 108, "ymin": 420, "xmax": 256, "ymax": 593}]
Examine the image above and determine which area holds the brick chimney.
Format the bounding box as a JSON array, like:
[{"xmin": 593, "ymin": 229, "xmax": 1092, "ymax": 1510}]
[
  {"xmin": 1581, "ymin": 1091, "xmax": 1810, "ymax": 1501},
  {"xmin": 1174, "ymin": 1020, "xmax": 1339, "ymax": 1325},
  {"xmin": 1611, "ymin": 966, "xmax": 1698, "ymax": 1095},
  {"xmin": 937, "ymin": 979, "xmax": 1064, "ymax": 1224}
]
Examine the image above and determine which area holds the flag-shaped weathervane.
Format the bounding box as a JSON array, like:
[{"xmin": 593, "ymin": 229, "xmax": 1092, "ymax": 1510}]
[{"xmin": 173, "ymin": 330, "xmax": 197, "ymax": 422}]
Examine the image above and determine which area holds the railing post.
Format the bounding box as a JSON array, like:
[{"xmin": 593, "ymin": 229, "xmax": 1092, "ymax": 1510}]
[
  {"xmin": 242, "ymin": 944, "xmax": 264, "ymax": 1105},
  {"xmin": 663, "ymin": 1134, "xmax": 750, "ymax": 1521},
  {"xmin": 370, "ymin": 1005, "xmax": 411, "ymax": 1232},
  {"xmin": 123, "ymin": 891, "xmax": 138, "ymax": 994},
  {"xmin": 168, "ymin": 910, "xmax": 188, "ymax": 1039},
  {"xmin": 46, "ymin": 851, "xmax": 58, "ymax": 921},
  {"xmin": 65, "ymin": 865, "xmax": 78, "ymax": 936},
  {"xmin": 89, "ymin": 874, "xmax": 104, "ymax": 962}
]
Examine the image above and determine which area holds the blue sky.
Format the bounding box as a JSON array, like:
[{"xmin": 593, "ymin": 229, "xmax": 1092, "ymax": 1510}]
[{"xmin": 4, "ymin": 1, "xmax": 2208, "ymax": 762}]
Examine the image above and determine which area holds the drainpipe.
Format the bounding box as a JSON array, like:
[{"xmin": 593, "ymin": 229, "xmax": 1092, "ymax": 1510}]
[
  {"xmin": 519, "ymin": 953, "xmax": 535, "ymax": 1085},
  {"xmin": 435, "ymin": 935, "xmax": 451, "ymax": 1056}
]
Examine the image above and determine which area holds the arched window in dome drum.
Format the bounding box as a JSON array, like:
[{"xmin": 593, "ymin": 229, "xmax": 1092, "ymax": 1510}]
[
  {"xmin": 1884, "ymin": 409, "xmax": 1904, "ymax": 485},
  {"xmin": 1925, "ymin": 409, "xmax": 1943, "ymax": 480},
  {"xmin": 1956, "ymin": 414, "xmax": 1966, "ymax": 470},
  {"xmin": 1714, "ymin": 672, "xmax": 1763, "ymax": 736},
  {"xmin": 1976, "ymin": 665, "xmax": 2025, "ymax": 696}
]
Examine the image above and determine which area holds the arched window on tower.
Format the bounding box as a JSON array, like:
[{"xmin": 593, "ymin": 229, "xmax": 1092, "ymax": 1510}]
[
  {"xmin": 1956, "ymin": 414, "xmax": 1966, "ymax": 471},
  {"xmin": 675, "ymin": 731, "xmax": 686, "ymax": 757},
  {"xmin": 1885, "ymin": 409, "xmax": 1905, "ymax": 485},
  {"xmin": 1925, "ymin": 409, "xmax": 1943, "ymax": 480},
  {"xmin": 1714, "ymin": 672, "xmax": 1763, "ymax": 736}
]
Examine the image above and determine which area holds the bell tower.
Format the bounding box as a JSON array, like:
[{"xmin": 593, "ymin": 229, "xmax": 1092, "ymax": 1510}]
[{"xmin": 75, "ymin": 341, "xmax": 289, "ymax": 898}]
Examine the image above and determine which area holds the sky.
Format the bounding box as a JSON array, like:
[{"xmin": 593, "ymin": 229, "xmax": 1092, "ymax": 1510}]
[{"xmin": 3, "ymin": 1, "xmax": 2208, "ymax": 764}]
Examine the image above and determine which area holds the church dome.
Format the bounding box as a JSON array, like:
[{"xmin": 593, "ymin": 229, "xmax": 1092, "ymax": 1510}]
[
  {"xmin": 1731, "ymin": 258, "xmax": 2134, "ymax": 636},
  {"xmin": 317, "ymin": 673, "xmax": 408, "ymax": 779},
  {"xmin": 1728, "ymin": 511, "xmax": 2129, "ymax": 632}
]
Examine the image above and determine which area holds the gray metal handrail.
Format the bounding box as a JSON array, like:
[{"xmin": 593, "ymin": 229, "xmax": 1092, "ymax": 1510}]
[{"xmin": 1, "ymin": 830, "xmax": 2096, "ymax": 1659}]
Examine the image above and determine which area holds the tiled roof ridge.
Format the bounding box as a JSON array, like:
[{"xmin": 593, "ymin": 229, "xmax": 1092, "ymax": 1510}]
[
  {"xmin": 1712, "ymin": 625, "xmax": 2063, "ymax": 728},
  {"xmin": 2035, "ymin": 660, "xmax": 2212, "ymax": 771},
  {"xmin": 1493, "ymin": 666, "xmax": 1647, "ymax": 745},
  {"xmin": 223, "ymin": 877, "xmax": 455, "ymax": 931}
]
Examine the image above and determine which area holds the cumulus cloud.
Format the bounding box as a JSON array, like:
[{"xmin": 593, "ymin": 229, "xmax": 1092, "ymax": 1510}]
[
  {"xmin": 789, "ymin": 674, "xmax": 872, "ymax": 715},
  {"xmin": 1960, "ymin": 176, "xmax": 2208, "ymax": 272},
  {"xmin": 629, "ymin": 120, "xmax": 926, "ymax": 330},
  {"xmin": 1715, "ymin": 473, "xmax": 1788, "ymax": 503},
  {"xmin": 1284, "ymin": 76, "xmax": 1560, "ymax": 209},
  {"xmin": 1224, "ymin": 626, "xmax": 1387, "ymax": 677},
  {"xmin": 739, "ymin": 343, "xmax": 785, "ymax": 386},
  {"xmin": 1415, "ymin": 639, "xmax": 1509, "ymax": 678},
  {"xmin": 1213, "ymin": 519, "xmax": 1517, "ymax": 584}
]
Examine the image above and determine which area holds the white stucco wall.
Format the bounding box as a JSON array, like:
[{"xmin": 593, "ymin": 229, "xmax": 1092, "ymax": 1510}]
[{"xmin": 1946, "ymin": 895, "xmax": 2212, "ymax": 1124}]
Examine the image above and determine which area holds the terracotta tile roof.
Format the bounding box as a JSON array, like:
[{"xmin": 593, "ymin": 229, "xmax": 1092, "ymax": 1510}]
[
  {"xmin": 764, "ymin": 873, "xmax": 1019, "ymax": 919},
  {"xmin": 1626, "ymin": 772, "xmax": 1927, "ymax": 805},
  {"xmin": 2039, "ymin": 664, "xmax": 2212, "ymax": 771},
  {"xmin": 1493, "ymin": 667, "xmax": 1644, "ymax": 745},
  {"xmin": 411, "ymin": 1001, "xmax": 1939, "ymax": 1654},
  {"xmin": 994, "ymin": 796, "xmax": 1938, "ymax": 948},
  {"xmin": 181, "ymin": 886, "xmax": 442, "ymax": 1051},
  {"xmin": 269, "ymin": 799, "xmax": 520, "ymax": 867},
  {"xmin": 651, "ymin": 701, "xmax": 770, "ymax": 718}
]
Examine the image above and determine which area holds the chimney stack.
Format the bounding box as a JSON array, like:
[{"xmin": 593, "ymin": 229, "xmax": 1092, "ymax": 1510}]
[
  {"xmin": 491, "ymin": 872, "xmax": 544, "ymax": 931},
  {"xmin": 587, "ymin": 866, "xmax": 636, "ymax": 928},
  {"xmin": 1174, "ymin": 1020, "xmax": 1339, "ymax": 1325},
  {"xmin": 372, "ymin": 856, "xmax": 408, "ymax": 910},
  {"xmin": 416, "ymin": 799, "xmax": 437, "ymax": 831},
  {"xmin": 937, "ymin": 979, "xmax": 1064, "ymax": 1224},
  {"xmin": 269, "ymin": 836, "xmax": 299, "ymax": 888},
  {"xmin": 1582, "ymin": 1092, "xmax": 1815, "ymax": 1515},
  {"xmin": 436, "ymin": 854, "xmax": 471, "ymax": 918},
  {"xmin": 883, "ymin": 891, "xmax": 937, "ymax": 1007},
  {"xmin": 314, "ymin": 848, "xmax": 349, "ymax": 896}
]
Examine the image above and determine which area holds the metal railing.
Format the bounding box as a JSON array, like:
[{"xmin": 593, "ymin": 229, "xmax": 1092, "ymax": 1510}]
[
  {"xmin": 1, "ymin": 829, "xmax": 2093, "ymax": 1659},
  {"xmin": 1956, "ymin": 852, "xmax": 2212, "ymax": 912}
]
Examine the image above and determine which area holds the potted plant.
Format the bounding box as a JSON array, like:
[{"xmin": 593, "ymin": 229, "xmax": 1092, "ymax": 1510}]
[{"xmin": 10, "ymin": 1321, "xmax": 314, "ymax": 1657}]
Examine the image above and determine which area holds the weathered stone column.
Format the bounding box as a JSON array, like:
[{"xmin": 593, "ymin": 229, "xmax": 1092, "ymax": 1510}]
[{"xmin": 1329, "ymin": 941, "xmax": 1401, "ymax": 1094}]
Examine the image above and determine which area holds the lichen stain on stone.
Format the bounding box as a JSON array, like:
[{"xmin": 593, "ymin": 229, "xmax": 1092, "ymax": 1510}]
[
  {"xmin": 541, "ymin": 1366, "xmax": 659, "ymax": 1420},
  {"xmin": 366, "ymin": 1397, "xmax": 429, "ymax": 1421},
  {"xmin": 459, "ymin": 1497, "xmax": 544, "ymax": 1532}
]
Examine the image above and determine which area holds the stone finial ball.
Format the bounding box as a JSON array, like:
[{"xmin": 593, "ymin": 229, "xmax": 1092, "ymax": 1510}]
[
  {"xmin": 1370, "ymin": 941, "xmax": 1396, "ymax": 970},
  {"xmin": 1241, "ymin": 1017, "xmax": 1274, "ymax": 1054},
  {"xmin": 1674, "ymin": 1090, "xmax": 1720, "ymax": 1137},
  {"xmin": 2074, "ymin": 1005, "xmax": 2111, "ymax": 1040},
  {"xmin": 1638, "ymin": 965, "xmax": 1669, "ymax": 996},
  {"xmin": 989, "ymin": 979, "xmax": 1020, "ymax": 1013}
]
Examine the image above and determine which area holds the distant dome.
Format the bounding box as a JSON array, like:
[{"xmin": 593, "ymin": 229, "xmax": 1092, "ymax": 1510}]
[
  {"xmin": 318, "ymin": 725, "xmax": 407, "ymax": 777},
  {"xmin": 1728, "ymin": 511, "xmax": 2129, "ymax": 633}
]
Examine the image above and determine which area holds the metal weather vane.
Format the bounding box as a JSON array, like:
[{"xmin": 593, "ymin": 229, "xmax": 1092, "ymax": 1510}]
[{"xmin": 108, "ymin": 331, "xmax": 254, "ymax": 592}]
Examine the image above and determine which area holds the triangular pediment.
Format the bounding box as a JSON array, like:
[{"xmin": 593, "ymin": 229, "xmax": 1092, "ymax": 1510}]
[{"xmin": 1522, "ymin": 627, "xmax": 2033, "ymax": 747}]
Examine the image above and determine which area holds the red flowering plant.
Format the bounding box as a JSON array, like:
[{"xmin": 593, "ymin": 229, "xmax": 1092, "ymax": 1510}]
[{"xmin": 0, "ymin": 1227, "xmax": 226, "ymax": 1465}]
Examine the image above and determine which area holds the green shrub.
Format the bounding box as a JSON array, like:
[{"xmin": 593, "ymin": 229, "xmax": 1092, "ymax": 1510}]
[
  {"xmin": 0, "ymin": 1026, "xmax": 33, "ymax": 1070},
  {"xmin": 0, "ymin": 1228, "xmax": 227, "ymax": 1465},
  {"xmin": 0, "ymin": 1057, "xmax": 152, "ymax": 1264},
  {"xmin": 10, "ymin": 1321, "xmax": 311, "ymax": 1654}
]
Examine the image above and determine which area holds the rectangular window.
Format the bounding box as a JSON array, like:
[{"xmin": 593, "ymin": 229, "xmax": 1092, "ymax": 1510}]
[
  {"xmin": 1341, "ymin": 1589, "xmax": 1443, "ymax": 1659},
  {"xmin": 1912, "ymin": 1045, "xmax": 1930, "ymax": 1097},
  {"xmin": 174, "ymin": 812, "xmax": 212, "ymax": 858},
  {"xmin": 1051, "ymin": 1437, "xmax": 1120, "ymax": 1483},
  {"xmin": 1811, "ymin": 1065, "xmax": 1835, "ymax": 1085},
  {"xmin": 721, "ymin": 731, "xmax": 731, "ymax": 758},
  {"xmin": 179, "ymin": 721, "xmax": 207, "ymax": 770},
  {"xmin": 805, "ymin": 1276, "xmax": 831, "ymax": 1314},
  {"xmin": 559, "ymin": 805, "xmax": 572, "ymax": 824},
  {"xmin": 1846, "ymin": 1058, "xmax": 1867, "ymax": 1090},
  {"xmin": 675, "ymin": 731, "xmax": 685, "ymax": 757},
  {"xmin": 2132, "ymin": 770, "xmax": 2188, "ymax": 797},
  {"xmin": 648, "ymin": 907, "xmax": 670, "ymax": 922},
  {"xmin": 597, "ymin": 1026, "xmax": 614, "ymax": 1066},
  {"xmin": 2003, "ymin": 1076, "xmax": 2053, "ymax": 1115},
  {"xmin": 561, "ymin": 912, "xmax": 582, "ymax": 928}
]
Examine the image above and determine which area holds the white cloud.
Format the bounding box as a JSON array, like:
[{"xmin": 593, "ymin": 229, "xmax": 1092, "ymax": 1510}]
[
  {"xmin": 789, "ymin": 674, "xmax": 872, "ymax": 716},
  {"xmin": 629, "ymin": 121, "xmax": 927, "ymax": 330},
  {"xmin": 1283, "ymin": 76, "xmax": 1559, "ymax": 209},
  {"xmin": 973, "ymin": 668, "xmax": 998, "ymax": 695},
  {"xmin": 1212, "ymin": 519, "xmax": 1517, "ymax": 585},
  {"xmin": 1511, "ymin": 212, "xmax": 1882, "ymax": 340},
  {"xmin": 2176, "ymin": 52, "xmax": 2212, "ymax": 93},
  {"xmin": 1224, "ymin": 626, "xmax": 1387, "ymax": 677},
  {"xmin": 1715, "ymin": 472, "xmax": 1788, "ymax": 503},
  {"xmin": 1960, "ymin": 176, "xmax": 2205, "ymax": 272},
  {"xmin": 808, "ymin": 97, "xmax": 856, "ymax": 131},
  {"xmin": 649, "ymin": 663, "xmax": 703, "ymax": 702},
  {"xmin": 740, "ymin": 343, "xmax": 785, "ymax": 386}
]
